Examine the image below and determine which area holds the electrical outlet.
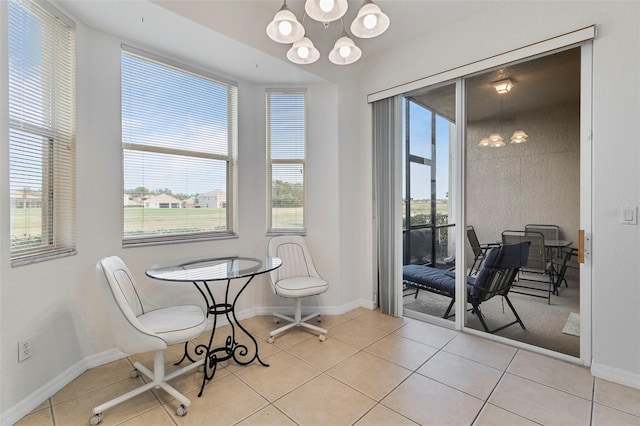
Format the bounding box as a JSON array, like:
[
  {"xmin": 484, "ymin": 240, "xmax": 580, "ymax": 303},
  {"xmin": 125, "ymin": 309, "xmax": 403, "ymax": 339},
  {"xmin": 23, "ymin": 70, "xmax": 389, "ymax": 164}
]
[{"xmin": 18, "ymin": 337, "xmax": 33, "ymax": 362}]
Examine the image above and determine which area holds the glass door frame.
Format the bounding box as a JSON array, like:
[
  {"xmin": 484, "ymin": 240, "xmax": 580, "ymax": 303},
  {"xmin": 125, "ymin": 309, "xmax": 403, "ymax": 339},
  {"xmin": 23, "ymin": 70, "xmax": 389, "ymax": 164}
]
[
  {"xmin": 453, "ymin": 43, "xmax": 593, "ymax": 366},
  {"xmin": 380, "ymin": 28, "xmax": 595, "ymax": 367}
]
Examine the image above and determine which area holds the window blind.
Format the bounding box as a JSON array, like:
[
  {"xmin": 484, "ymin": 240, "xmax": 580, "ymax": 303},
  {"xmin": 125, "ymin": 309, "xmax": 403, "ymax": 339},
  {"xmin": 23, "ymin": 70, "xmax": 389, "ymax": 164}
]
[
  {"xmin": 266, "ymin": 90, "xmax": 306, "ymax": 233},
  {"xmin": 121, "ymin": 47, "xmax": 238, "ymax": 245},
  {"xmin": 8, "ymin": 0, "xmax": 76, "ymax": 265}
]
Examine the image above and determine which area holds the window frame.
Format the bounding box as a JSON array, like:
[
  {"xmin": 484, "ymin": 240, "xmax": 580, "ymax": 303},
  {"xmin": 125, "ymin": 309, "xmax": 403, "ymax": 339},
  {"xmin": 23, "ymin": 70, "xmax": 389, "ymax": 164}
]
[
  {"xmin": 120, "ymin": 45, "xmax": 238, "ymax": 246},
  {"xmin": 266, "ymin": 89, "xmax": 307, "ymax": 235},
  {"xmin": 7, "ymin": 0, "xmax": 77, "ymax": 266}
]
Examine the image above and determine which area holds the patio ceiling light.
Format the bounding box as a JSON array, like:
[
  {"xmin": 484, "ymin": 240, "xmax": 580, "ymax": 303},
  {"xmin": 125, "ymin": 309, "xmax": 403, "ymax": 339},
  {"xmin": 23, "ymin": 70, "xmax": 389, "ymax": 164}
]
[
  {"xmin": 479, "ymin": 79, "xmax": 528, "ymax": 147},
  {"xmin": 488, "ymin": 133, "xmax": 505, "ymax": 148},
  {"xmin": 492, "ymin": 79, "xmax": 514, "ymax": 94},
  {"xmin": 510, "ymin": 129, "xmax": 529, "ymax": 144}
]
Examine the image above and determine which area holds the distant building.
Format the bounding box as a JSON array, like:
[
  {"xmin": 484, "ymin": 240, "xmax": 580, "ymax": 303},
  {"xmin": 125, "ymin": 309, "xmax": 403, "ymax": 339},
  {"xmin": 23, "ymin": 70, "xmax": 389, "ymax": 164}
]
[
  {"xmin": 123, "ymin": 194, "xmax": 139, "ymax": 207},
  {"xmin": 143, "ymin": 193, "xmax": 182, "ymax": 208},
  {"xmin": 182, "ymin": 197, "xmax": 197, "ymax": 208},
  {"xmin": 197, "ymin": 190, "xmax": 226, "ymax": 208},
  {"xmin": 11, "ymin": 191, "xmax": 42, "ymax": 208}
]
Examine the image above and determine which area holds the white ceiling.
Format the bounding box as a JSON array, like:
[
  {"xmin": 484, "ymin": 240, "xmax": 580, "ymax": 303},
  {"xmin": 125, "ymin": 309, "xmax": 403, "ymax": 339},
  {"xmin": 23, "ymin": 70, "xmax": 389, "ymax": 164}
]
[
  {"xmin": 58, "ymin": 0, "xmax": 579, "ymax": 117},
  {"xmin": 153, "ymin": 1, "xmax": 488, "ymax": 63},
  {"xmin": 59, "ymin": 0, "xmax": 492, "ymax": 84}
]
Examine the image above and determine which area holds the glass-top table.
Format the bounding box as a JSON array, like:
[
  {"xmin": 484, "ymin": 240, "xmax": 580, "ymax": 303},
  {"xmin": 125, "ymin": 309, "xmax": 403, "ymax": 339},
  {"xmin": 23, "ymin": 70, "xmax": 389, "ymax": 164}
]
[
  {"xmin": 146, "ymin": 256, "xmax": 282, "ymax": 397},
  {"xmin": 147, "ymin": 256, "xmax": 282, "ymax": 282}
]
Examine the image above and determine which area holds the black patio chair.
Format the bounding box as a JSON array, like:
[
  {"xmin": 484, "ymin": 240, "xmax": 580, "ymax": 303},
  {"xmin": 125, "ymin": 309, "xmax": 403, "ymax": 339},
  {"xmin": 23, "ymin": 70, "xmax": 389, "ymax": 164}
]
[
  {"xmin": 403, "ymin": 241, "xmax": 531, "ymax": 333},
  {"xmin": 466, "ymin": 225, "xmax": 500, "ymax": 275}
]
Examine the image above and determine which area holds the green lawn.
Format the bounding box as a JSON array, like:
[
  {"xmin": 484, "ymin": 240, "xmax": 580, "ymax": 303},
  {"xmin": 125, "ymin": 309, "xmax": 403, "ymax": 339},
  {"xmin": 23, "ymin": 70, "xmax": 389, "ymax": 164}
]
[
  {"xmin": 11, "ymin": 208, "xmax": 41, "ymax": 237},
  {"xmin": 11, "ymin": 207, "xmax": 305, "ymax": 241},
  {"xmin": 123, "ymin": 207, "xmax": 228, "ymax": 235}
]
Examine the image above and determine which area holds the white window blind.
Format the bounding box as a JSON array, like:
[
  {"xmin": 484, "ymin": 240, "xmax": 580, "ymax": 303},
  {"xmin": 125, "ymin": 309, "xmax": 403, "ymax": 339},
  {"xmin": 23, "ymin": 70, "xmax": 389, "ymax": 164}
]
[
  {"xmin": 121, "ymin": 47, "xmax": 238, "ymax": 245},
  {"xmin": 266, "ymin": 90, "xmax": 306, "ymax": 233},
  {"xmin": 8, "ymin": 0, "xmax": 76, "ymax": 265}
]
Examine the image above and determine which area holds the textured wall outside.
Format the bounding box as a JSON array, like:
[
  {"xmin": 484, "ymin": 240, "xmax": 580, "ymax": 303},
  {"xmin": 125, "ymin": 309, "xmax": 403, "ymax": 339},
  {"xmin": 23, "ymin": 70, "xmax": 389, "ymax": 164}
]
[{"xmin": 465, "ymin": 102, "xmax": 580, "ymax": 263}]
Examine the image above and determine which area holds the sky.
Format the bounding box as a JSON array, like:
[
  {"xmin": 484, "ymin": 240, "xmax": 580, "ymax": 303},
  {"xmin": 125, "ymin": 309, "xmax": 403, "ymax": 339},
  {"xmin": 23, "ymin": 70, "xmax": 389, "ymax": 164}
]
[{"xmin": 403, "ymin": 100, "xmax": 453, "ymax": 201}]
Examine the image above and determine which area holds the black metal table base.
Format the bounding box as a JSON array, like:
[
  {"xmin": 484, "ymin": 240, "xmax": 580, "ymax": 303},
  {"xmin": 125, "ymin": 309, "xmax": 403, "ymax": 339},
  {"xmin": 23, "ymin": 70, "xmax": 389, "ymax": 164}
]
[{"xmin": 175, "ymin": 275, "xmax": 268, "ymax": 397}]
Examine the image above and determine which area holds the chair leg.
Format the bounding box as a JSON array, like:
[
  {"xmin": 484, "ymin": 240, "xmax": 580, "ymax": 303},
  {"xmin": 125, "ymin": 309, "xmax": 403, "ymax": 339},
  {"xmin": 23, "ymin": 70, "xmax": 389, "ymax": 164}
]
[
  {"xmin": 91, "ymin": 351, "xmax": 195, "ymax": 424},
  {"xmin": 471, "ymin": 302, "xmax": 491, "ymax": 333},
  {"xmin": 504, "ymin": 296, "xmax": 526, "ymax": 330},
  {"xmin": 269, "ymin": 298, "xmax": 327, "ymax": 343},
  {"xmin": 443, "ymin": 298, "xmax": 455, "ymax": 319}
]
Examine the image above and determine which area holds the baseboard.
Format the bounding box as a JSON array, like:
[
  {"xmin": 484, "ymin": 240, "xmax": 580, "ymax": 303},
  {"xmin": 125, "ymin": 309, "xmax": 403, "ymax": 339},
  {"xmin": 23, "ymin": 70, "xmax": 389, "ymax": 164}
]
[
  {"xmin": 1, "ymin": 300, "xmax": 375, "ymax": 425},
  {"xmin": 591, "ymin": 361, "xmax": 640, "ymax": 390},
  {"xmin": 0, "ymin": 348, "xmax": 125, "ymax": 426}
]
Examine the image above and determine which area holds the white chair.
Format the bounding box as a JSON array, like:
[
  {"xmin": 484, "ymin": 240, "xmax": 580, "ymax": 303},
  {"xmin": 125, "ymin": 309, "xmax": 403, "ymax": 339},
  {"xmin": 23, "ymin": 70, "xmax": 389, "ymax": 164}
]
[
  {"xmin": 90, "ymin": 256, "xmax": 207, "ymax": 425},
  {"xmin": 267, "ymin": 236, "xmax": 329, "ymax": 342}
]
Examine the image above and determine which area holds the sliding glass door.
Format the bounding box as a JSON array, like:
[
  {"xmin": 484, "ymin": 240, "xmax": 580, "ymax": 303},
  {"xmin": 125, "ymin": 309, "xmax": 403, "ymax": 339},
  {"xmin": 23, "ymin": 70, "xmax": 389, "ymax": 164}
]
[
  {"xmin": 463, "ymin": 47, "xmax": 582, "ymax": 357},
  {"xmin": 402, "ymin": 83, "xmax": 457, "ymax": 323},
  {"xmin": 377, "ymin": 28, "xmax": 594, "ymax": 364}
]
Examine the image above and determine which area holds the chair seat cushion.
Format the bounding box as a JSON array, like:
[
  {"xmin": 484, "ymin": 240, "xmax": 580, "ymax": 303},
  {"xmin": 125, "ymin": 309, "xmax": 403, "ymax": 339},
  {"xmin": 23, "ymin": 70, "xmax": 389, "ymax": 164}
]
[
  {"xmin": 403, "ymin": 264, "xmax": 456, "ymax": 297},
  {"xmin": 138, "ymin": 305, "xmax": 206, "ymax": 346},
  {"xmin": 275, "ymin": 276, "xmax": 329, "ymax": 298}
]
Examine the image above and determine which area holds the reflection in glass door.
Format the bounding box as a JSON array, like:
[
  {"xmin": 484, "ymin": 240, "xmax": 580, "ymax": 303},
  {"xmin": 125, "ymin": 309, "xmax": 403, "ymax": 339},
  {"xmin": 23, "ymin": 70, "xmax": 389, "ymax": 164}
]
[{"xmin": 402, "ymin": 83, "xmax": 457, "ymax": 322}]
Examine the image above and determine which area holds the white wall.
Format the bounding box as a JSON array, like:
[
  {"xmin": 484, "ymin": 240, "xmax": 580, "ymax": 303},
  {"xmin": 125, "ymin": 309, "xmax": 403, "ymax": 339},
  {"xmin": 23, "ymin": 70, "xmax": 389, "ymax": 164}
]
[
  {"xmin": 359, "ymin": 1, "xmax": 640, "ymax": 387},
  {"xmin": 0, "ymin": 6, "xmax": 348, "ymax": 421}
]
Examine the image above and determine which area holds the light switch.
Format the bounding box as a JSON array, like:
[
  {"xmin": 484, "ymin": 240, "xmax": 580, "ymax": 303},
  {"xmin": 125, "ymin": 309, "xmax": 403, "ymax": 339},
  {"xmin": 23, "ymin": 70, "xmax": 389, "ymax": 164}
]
[{"xmin": 621, "ymin": 206, "xmax": 638, "ymax": 225}]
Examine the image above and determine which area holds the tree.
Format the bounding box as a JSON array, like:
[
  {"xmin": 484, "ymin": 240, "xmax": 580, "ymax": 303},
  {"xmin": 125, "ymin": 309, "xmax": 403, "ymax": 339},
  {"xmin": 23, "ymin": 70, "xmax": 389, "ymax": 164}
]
[
  {"xmin": 127, "ymin": 186, "xmax": 150, "ymax": 199},
  {"xmin": 271, "ymin": 180, "xmax": 303, "ymax": 208}
]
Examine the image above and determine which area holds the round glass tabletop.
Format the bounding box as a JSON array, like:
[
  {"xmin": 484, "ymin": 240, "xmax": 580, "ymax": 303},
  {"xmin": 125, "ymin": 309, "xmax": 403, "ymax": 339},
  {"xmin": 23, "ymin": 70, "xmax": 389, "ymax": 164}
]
[{"xmin": 146, "ymin": 256, "xmax": 282, "ymax": 282}]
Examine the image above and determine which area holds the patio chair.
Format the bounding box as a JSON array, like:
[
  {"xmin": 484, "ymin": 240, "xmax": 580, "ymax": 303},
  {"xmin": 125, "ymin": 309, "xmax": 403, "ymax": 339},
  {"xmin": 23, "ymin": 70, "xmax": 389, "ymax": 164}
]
[
  {"xmin": 466, "ymin": 225, "xmax": 500, "ymax": 275},
  {"xmin": 403, "ymin": 241, "xmax": 531, "ymax": 333},
  {"xmin": 525, "ymin": 223, "xmax": 561, "ymax": 258},
  {"xmin": 554, "ymin": 247, "xmax": 578, "ymax": 289},
  {"xmin": 525, "ymin": 224, "xmax": 560, "ymax": 241},
  {"xmin": 502, "ymin": 230, "xmax": 555, "ymax": 304}
]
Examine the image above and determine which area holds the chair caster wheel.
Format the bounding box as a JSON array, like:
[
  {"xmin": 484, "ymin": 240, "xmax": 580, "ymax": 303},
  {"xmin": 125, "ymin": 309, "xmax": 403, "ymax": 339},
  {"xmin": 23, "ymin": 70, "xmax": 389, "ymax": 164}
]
[
  {"xmin": 273, "ymin": 317, "xmax": 280, "ymax": 324},
  {"xmin": 176, "ymin": 405, "xmax": 188, "ymax": 417},
  {"xmin": 319, "ymin": 334, "xmax": 326, "ymax": 342},
  {"xmin": 89, "ymin": 413, "xmax": 103, "ymax": 425},
  {"xmin": 268, "ymin": 336, "xmax": 275, "ymax": 344},
  {"xmin": 129, "ymin": 369, "xmax": 139, "ymax": 378}
]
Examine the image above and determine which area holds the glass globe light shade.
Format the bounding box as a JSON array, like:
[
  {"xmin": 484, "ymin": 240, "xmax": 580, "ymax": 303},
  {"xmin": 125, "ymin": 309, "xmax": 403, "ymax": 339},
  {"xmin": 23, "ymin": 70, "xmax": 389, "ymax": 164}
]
[
  {"xmin": 286, "ymin": 37, "xmax": 320, "ymax": 64},
  {"xmin": 266, "ymin": 6, "xmax": 305, "ymax": 44},
  {"xmin": 305, "ymin": 0, "xmax": 348, "ymax": 23},
  {"xmin": 329, "ymin": 34, "xmax": 362, "ymax": 65},
  {"xmin": 350, "ymin": 1, "xmax": 390, "ymax": 38}
]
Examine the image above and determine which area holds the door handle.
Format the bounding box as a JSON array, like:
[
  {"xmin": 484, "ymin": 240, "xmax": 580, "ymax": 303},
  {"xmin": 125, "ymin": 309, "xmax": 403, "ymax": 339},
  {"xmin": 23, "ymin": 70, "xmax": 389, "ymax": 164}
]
[{"xmin": 578, "ymin": 230, "xmax": 590, "ymax": 263}]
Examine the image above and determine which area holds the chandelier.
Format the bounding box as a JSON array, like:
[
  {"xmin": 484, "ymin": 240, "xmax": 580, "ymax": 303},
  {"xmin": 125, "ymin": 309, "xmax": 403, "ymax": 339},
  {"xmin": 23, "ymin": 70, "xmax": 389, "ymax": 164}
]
[{"xmin": 266, "ymin": 0, "xmax": 390, "ymax": 65}]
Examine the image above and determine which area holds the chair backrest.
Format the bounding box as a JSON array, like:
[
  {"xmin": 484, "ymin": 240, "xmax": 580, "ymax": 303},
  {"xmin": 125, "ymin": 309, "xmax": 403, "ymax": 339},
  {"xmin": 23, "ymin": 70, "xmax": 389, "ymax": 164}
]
[
  {"xmin": 470, "ymin": 241, "xmax": 530, "ymax": 302},
  {"xmin": 96, "ymin": 256, "xmax": 166, "ymax": 354},
  {"xmin": 466, "ymin": 225, "xmax": 483, "ymax": 257},
  {"xmin": 525, "ymin": 224, "xmax": 560, "ymax": 241},
  {"xmin": 268, "ymin": 236, "xmax": 320, "ymax": 286},
  {"xmin": 502, "ymin": 230, "xmax": 546, "ymax": 273}
]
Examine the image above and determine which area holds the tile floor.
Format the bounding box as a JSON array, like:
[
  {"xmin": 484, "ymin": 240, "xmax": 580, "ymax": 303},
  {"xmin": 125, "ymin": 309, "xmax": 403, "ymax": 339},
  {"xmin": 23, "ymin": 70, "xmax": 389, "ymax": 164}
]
[{"xmin": 16, "ymin": 308, "xmax": 640, "ymax": 426}]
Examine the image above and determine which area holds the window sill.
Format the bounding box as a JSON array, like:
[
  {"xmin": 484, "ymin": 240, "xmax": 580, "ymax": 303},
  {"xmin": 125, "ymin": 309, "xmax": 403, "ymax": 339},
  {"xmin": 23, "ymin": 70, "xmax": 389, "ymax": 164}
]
[
  {"xmin": 11, "ymin": 249, "xmax": 77, "ymax": 267},
  {"xmin": 123, "ymin": 233, "xmax": 238, "ymax": 248}
]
